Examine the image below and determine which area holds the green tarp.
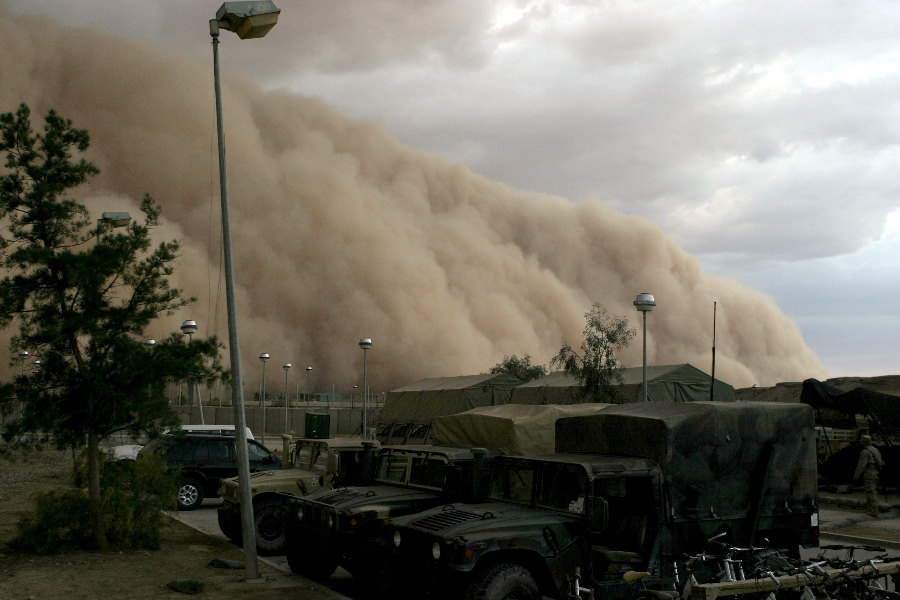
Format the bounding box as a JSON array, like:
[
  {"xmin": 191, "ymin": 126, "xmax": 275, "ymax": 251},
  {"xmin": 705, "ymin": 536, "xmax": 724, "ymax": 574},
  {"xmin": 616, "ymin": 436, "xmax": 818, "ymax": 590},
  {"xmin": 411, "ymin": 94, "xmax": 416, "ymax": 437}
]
[
  {"xmin": 510, "ymin": 364, "xmax": 735, "ymax": 404},
  {"xmin": 555, "ymin": 401, "xmax": 817, "ymax": 521},
  {"xmin": 431, "ymin": 403, "xmax": 612, "ymax": 455},
  {"xmin": 378, "ymin": 374, "xmax": 522, "ymax": 445}
]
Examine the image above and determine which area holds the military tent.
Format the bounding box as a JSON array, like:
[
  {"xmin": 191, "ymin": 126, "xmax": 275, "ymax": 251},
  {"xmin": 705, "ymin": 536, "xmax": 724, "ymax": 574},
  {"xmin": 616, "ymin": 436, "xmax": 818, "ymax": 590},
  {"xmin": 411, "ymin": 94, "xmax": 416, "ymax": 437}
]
[
  {"xmin": 509, "ymin": 363, "xmax": 735, "ymax": 404},
  {"xmin": 431, "ymin": 403, "xmax": 612, "ymax": 455},
  {"xmin": 377, "ymin": 373, "xmax": 521, "ymax": 445}
]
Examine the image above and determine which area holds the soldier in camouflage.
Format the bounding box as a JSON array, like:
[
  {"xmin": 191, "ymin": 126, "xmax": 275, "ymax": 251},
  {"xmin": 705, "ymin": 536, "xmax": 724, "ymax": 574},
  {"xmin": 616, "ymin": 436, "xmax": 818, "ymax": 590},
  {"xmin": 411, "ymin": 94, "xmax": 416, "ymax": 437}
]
[{"xmin": 854, "ymin": 435, "xmax": 884, "ymax": 518}]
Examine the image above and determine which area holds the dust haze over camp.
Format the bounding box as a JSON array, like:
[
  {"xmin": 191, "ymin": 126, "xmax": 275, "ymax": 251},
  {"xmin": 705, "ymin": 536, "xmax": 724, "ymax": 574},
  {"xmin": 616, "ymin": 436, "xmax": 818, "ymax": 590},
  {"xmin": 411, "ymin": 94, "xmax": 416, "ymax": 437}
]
[{"xmin": 0, "ymin": 6, "xmax": 825, "ymax": 391}]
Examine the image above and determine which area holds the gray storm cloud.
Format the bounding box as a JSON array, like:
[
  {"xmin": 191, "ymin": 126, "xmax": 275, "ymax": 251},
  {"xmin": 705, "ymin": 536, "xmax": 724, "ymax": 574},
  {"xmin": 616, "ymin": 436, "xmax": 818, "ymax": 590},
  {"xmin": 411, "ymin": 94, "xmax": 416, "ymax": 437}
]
[{"xmin": 0, "ymin": 8, "xmax": 824, "ymax": 391}]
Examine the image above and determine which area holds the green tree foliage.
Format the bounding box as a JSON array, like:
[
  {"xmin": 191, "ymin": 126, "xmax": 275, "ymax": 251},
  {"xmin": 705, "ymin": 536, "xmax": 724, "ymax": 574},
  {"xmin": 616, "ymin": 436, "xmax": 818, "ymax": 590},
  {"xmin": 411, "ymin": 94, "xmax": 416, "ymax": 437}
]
[
  {"xmin": 0, "ymin": 104, "xmax": 223, "ymax": 550},
  {"xmin": 551, "ymin": 303, "xmax": 636, "ymax": 402},
  {"xmin": 489, "ymin": 354, "xmax": 547, "ymax": 382}
]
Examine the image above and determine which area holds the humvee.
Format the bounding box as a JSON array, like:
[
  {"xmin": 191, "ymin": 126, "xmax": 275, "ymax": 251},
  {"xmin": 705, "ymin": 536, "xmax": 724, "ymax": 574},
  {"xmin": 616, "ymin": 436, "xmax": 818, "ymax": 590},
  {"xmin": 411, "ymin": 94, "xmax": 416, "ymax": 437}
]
[
  {"xmin": 283, "ymin": 444, "xmax": 498, "ymax": 582},
  {"xmin": 216, "ymin": 436, "xmax": 377, "ymax": 555},
  {"xmin": 385, "ymin": 402, "xmax": 819, "ymax": 600}
]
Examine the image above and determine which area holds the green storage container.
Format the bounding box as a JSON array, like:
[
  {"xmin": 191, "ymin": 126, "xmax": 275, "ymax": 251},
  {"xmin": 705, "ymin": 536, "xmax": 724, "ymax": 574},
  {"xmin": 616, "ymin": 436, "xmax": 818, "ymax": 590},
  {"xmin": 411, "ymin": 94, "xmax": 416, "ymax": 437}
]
[{"xmin": 304, "ymin": 412, "xmax": 330, "ymax": 439}]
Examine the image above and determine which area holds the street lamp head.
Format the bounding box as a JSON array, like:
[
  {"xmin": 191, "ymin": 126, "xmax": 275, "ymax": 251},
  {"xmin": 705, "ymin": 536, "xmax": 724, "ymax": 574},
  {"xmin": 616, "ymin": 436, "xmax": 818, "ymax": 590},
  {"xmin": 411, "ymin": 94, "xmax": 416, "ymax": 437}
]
[
  {"xmin": 18, "ymin": 350, "xmax": 29, "ymax": 359},
  {"xmin": 306, "ymin": 366, "xmax": 312, "ymax": 372},
  {"xmin": 359, "ymin": 337, "xmax": 373, "ymax": 350},
  {"xmin": 180, "ymin": 320, "xmax": 198, "ymax": 335},
  {"xmin": 282, "ymin": 362, "xmax": 291, "ymax": 371},
  {"xmin": 634, "ymin": 293, "xmax": 656, "ymax": 313},
  {"xmin": 100, "ymin": 211, "xmax": 132, "ymax": 228},
  {"xmin": 144, "ymin": 338, "xmax": 157, "ymax": 349},
  {"xmin": 259, "ymin": 352, "xmax": 270, "ymax": 363},
  {"xmin": 214, "ymin": 1, "xmax": 280, "ymax": 39}
]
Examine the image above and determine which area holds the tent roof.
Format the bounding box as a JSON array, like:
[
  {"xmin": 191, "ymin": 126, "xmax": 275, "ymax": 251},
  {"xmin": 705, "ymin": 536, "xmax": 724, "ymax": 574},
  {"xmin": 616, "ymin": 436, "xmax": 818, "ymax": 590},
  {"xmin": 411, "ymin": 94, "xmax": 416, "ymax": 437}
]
[
  {"xmin": 388, "ymin": 373, "xmax": 521, "ymax": 392},
  {"xmin": 519, "ymin": 364, "xmax": 716, "ymax": 388}
]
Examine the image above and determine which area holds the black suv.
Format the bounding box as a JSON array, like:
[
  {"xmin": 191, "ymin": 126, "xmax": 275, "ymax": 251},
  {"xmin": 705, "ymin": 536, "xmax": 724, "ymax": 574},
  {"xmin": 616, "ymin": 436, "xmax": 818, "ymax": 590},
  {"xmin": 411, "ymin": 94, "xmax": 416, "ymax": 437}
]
[{"xmin": 140, "ymin": 433, "xmax": 281, "ymax": 509}]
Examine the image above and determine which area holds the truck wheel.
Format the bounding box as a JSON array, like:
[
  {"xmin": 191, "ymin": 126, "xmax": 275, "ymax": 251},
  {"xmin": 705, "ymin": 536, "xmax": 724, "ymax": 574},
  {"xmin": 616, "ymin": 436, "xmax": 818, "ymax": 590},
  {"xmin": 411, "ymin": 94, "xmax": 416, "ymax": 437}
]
[
  {"xmin": 217, "ymin": 508, "xmax": 241, "ymax": 544},
  {"xmin": 254, "ymin": 499, "xmax": 288, "ymax": 555},
  {"xmin": 466, "ymin": 562, "xmax": 540, "ymax": 600},
  {"xmin": 286, "ymin": 541, "xmax": 338, "ymax": 581},
  {"xmin": 178, "ymin": 477, "xmax": 204, "ymax": 510}
]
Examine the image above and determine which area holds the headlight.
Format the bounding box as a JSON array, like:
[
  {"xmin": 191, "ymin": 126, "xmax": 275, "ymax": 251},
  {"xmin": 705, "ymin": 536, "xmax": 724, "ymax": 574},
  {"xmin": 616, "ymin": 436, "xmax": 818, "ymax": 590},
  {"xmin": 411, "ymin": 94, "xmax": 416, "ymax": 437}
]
[
  {"xmin": 296, "ymin": 506, "xmax": 304, "ymax": 521},
  {"xmin": 393, "ymin": 530, "xmax": 402, "ymax": 548},
  {"xmin": 431, "ymin": 542, "xmax": 441, "ymax": 560}
]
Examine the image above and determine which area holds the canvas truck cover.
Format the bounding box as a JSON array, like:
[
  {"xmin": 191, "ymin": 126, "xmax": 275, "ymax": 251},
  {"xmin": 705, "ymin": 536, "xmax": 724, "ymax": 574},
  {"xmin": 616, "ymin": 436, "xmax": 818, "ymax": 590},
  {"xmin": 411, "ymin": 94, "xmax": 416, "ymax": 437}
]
[
  {"xmin": 801, "ymin": 378, "xmax": 900, "ymax": 429},
  {"xmin": 555, "ymin": 401, "xmax": 817, "ymax": 521},
  {"xmin": 430, "ymin": 403, "xmax": 612, "ymax": 455}
]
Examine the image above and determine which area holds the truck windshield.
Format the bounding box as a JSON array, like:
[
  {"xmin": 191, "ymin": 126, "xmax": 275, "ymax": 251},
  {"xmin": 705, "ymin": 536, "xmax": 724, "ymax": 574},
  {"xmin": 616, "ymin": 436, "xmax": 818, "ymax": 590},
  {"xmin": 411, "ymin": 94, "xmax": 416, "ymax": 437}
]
[
  {"xmin": 535, "ymin": 463, "xmax": 586, "ymax": 514},
  {"xmin": 374, "ymin": 452, "xmax": 449, "ymax": 488},
  {"xmin": 375, "ymin": 452, "xmax": 410, "ymax": 483},
  {"xmin": 294, "ymin": 443, "xmax": 327, "ymax": 471},
  {"xmin": 489, "ymin": 463, "xmax": 535, "ymax": 504}
]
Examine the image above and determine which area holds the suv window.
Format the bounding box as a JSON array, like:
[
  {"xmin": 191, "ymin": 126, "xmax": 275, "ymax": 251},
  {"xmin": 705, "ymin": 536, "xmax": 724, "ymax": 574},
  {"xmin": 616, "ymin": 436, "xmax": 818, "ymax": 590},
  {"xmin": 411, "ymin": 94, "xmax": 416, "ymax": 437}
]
[
  {"xmin": 207, "ymin": 439, "xmax": 232, "ymax": 461},
  {"xmin": 247, "ymin": 440, "xmax": 272, "ymax": 462}
]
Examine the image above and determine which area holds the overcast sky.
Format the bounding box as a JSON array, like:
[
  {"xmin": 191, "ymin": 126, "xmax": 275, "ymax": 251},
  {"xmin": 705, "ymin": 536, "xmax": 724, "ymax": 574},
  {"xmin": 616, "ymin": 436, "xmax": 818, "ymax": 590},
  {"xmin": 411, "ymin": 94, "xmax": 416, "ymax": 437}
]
[{"xmin": 7, "ymin": 0, "xmax": 899, "ymax": 378}]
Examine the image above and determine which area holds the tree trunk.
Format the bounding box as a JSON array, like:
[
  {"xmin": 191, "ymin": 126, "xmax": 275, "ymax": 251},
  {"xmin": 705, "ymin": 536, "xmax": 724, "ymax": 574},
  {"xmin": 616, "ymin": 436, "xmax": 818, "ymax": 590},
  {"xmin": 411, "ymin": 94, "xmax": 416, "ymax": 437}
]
[{"xmin": 87, "ymin": 430, "xmax": 108, "ymax": 550}]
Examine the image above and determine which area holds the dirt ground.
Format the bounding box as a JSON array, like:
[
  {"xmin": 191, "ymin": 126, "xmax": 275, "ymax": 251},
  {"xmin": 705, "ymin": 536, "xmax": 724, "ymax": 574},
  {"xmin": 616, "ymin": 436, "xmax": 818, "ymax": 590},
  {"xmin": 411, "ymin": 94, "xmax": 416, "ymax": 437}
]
[{"xmin": 0, "ymin": 447, "xmax": 341, "ymax": 600}]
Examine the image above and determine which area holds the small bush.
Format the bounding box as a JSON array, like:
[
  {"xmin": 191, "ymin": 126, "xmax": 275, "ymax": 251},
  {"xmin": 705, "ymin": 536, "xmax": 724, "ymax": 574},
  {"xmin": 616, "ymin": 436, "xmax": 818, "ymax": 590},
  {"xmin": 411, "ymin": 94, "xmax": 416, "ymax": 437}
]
[
  {"xmin": 9, "ymin": 452, "xmax": 178, "ymax": 553},
  {"xmin": 9, "ymin": 487, "xmax": 93, "ymax": 554},
  {"xmin": 101, "ymin": 452, "xmax": 178, "ymax": 549}
]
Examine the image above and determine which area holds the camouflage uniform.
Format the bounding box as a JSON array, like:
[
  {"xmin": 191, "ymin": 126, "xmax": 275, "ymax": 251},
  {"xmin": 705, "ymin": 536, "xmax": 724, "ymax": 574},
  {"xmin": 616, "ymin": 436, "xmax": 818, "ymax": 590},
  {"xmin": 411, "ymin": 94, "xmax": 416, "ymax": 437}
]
[{"xmin": 854, "ymin": 437, "xmax": 884, "ymax": 517}]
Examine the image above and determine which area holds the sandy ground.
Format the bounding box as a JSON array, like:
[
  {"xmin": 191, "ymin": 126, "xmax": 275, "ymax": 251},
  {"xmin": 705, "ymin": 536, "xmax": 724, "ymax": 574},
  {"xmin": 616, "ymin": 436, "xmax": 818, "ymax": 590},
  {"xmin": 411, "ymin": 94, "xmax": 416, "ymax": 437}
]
[{"xmin": 0, "ymin": 448, "xmax": 346, "ymax": 600}]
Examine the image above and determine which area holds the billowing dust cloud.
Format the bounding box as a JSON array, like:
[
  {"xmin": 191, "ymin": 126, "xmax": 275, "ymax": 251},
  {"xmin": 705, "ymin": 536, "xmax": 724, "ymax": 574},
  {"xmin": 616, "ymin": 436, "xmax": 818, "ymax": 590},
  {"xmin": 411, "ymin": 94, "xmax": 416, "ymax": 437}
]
[{"xmin": 0, "ymin": 8, "xmax": 824, "ymax": 392}]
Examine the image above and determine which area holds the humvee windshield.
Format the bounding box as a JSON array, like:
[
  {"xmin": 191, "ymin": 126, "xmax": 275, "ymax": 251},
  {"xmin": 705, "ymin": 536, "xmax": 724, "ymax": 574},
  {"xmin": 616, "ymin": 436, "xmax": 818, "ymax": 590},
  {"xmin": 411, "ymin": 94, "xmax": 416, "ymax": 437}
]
[
  {"xmin": 293, "ymin": 442, "xmax": 328, "ymax": 471},
  {"xmin": 375, "ymin": 451, "xmax": 449, "ymax": 490},
  {"xmin": 490, "ymin": 460, "xmax": 587, "ymax": 514}
]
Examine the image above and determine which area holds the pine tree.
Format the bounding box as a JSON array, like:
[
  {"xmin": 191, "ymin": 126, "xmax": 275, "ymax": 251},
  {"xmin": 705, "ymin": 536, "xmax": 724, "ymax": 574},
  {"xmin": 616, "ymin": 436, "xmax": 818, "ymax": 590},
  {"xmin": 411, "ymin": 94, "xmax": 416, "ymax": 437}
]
[{"xmin": 0, "ymin": 104, "xmax": 223, "ymax": 549}]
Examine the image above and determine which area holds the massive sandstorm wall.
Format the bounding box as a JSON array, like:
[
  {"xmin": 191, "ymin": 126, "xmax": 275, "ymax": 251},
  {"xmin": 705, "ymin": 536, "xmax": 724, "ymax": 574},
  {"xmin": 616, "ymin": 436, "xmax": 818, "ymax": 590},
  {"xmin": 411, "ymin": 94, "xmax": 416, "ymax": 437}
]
[{"xmin": 0, "ymin": 8, "xmax": 824, "ymax": 390}]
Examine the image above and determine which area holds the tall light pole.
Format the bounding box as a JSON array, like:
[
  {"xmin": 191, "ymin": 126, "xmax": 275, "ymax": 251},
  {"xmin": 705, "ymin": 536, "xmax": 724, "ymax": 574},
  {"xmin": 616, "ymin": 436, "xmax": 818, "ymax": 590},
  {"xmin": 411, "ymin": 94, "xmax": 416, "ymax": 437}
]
[
  {"xmin": 359, "ymin": 338, "xmax": 372, "ymax": 439},
  {"xmin": 181, "ymin": 319, "xmax": 204, "ymax": 424},
  {"xmin": 282, "ymin": 362, "xmax": 291, "ymax": 434},
  {"xmin": 210, "ymin": 1, "xmax": 280, "ymax": 579},
  {"xmin": 259, "ymin": 353, "xmax": 270, "ymax": 445},
  {"xmin": 306, "ymin": 366, "xmax": 312, "ymax": 408},
  {"xmin": 18, "ymin": 350, "xmax": 28, "ymax": 376},
  {"xmin": 634, "ymin": 293, "xmax": 656, "ymax": 402}
]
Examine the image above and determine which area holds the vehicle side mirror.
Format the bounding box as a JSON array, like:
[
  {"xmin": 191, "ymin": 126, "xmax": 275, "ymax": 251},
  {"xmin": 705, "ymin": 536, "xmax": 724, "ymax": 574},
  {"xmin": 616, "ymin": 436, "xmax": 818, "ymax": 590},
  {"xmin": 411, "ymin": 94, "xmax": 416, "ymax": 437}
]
[
  {"xmin": 263, "ymin": 454, "xmax": 276, "ymax": 465},
  {"xmin": 593, "ymin": 497, "xmax": 609, "ymax": 530}
]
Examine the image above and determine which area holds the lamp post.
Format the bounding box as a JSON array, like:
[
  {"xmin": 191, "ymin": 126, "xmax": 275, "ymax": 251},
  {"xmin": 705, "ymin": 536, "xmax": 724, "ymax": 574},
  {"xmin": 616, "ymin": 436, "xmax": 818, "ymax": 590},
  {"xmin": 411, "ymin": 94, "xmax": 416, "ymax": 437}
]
[
  {"xmin": 358, "ymin": 338, "xmax": 372, "ymax": 439},
  {"xmin": 181, "ymin": 319, "xmax": 204, "ymax": 424},
  {"xmin": 282, "ymin": 362, "xmax": 291, "ymax": 434},
  {"xmin": 259, "ymin": 353, "xmax": 270, "ymax": 445},
  {"xmin": 210, "ymin": 1, "xmax": 280, "ymax": 579},
  {"xmin": 633, "ymin": 293, "xmax": 656, "ymax": 403},
  {"xmin": 306, "ymin": 366, "xmax": 312, "ymax": 408},
  {"xmin": 18, "ymin": 350, "xmax": 28, "ymax": 376},
  {"xmin": 352, "ymin": 385, "xmax": 358, "ymax": 409}
]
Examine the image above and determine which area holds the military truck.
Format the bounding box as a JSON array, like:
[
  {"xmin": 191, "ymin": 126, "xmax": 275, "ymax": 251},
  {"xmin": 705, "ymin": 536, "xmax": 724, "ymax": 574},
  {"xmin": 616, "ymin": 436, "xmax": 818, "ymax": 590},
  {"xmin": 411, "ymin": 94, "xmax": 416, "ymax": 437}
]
[
  {"xmin": 385, "ymin": 401, "xmax": 819, "ymax": 600},
  {"xmin": 216, "ymin": 436, "xmax": 378, "ymax": 555},
  {"xmin": 283, "ymin": 444, "xmax": 500, "ymax": 582}
]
